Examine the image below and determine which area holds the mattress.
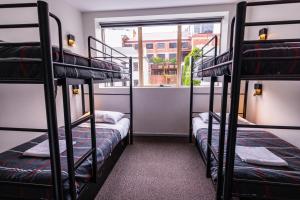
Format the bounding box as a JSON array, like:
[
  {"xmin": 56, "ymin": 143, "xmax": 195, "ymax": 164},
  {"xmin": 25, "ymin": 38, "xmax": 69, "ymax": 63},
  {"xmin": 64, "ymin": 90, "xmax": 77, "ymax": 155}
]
[
  {"xmin": 0, "ymin": 119, "xmax": 129, "ymax": 199},
  {"xmin": 196, "ymin": 43, "xmax": 300, "ymax": 77},
  {"xmin": 0, "ymin": 45, "xmax": 123, "ymax": 81},
  {"xmin": 193, "ymin": 117, "xmax": 300, "ymax": 199}
]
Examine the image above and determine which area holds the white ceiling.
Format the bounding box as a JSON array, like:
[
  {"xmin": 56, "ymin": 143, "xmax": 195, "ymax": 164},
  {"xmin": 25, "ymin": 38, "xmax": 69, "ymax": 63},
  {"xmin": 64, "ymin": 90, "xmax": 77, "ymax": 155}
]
[{"xmin": 65, "ymin": 0, "xmax": 237, "ymax": 12}]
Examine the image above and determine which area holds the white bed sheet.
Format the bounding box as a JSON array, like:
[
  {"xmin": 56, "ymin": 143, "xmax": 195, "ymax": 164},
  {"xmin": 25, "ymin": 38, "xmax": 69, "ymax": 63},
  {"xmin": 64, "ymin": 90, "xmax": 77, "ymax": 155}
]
[
  {"xmin": 192, "ymin": 114, "xmax": 255, "ymax": 138},
  {"xmin": 79, "ymin": 118, "xmax": 130, "ymax": 140}
]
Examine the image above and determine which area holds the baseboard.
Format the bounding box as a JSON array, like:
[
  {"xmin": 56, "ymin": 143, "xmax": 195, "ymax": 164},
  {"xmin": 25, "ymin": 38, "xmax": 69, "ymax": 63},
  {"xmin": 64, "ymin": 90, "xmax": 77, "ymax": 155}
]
[{"xmin": 133, "ymin": 132, "xmax": 188, "ymax": 138}]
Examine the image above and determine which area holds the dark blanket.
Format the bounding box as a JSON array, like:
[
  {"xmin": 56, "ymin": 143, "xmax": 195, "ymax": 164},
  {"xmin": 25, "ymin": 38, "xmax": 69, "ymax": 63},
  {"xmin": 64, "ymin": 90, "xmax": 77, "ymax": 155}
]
[
  {"xmin": 196, "ymin": 42, "xmax": 300, "ymax": 77},
  {"xmin": 0, "ymin": 45, "xmax": 122, "ymax": 80},
  {"xmin": 196, "ymin": 127, "xmax": 300, "ymax": 199},
  {"xmin": 0, "ymin": 125, "xmax": 124, "ymax": 199}
]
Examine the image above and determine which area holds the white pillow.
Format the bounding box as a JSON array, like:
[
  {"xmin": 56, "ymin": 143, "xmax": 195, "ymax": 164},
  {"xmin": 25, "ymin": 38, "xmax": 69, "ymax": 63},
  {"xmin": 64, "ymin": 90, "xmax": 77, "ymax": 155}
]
[
  {"xmin": 95, "ymin": 110, "xmax": 125, "ymax": 124},
  {"xmin": 199, "ymin": 112, "xmax": 250, "ymax": 124}
]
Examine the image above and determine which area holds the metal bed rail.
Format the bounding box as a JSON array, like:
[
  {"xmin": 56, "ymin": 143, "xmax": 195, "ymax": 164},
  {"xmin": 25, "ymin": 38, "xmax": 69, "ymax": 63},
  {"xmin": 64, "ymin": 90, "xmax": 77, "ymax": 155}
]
[
  {"xmin": 0, "ymin": 1, "xmax": 106, "ymax": 200},
  {"xmin": 86, "ymin": 35, "xmax": 134, "ymax": 144},
  {"xmin": 223, "ymin": 1, "xmax": 300, "ymax": 200},
  {"xmin": 0, "ymin": 2, "xmax": 64, "ymax": 199}
]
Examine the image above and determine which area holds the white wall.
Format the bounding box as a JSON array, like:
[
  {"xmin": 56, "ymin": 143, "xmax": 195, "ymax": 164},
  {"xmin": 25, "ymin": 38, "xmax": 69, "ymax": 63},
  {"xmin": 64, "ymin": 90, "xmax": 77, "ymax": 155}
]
[
  {"xmin": 89, "ymin": 86, "xmax": 245, "ymax": 136},
  {"xmin": 80, "ymin": 3, "xmax": 237, "ymax": 136},
  {"xmin": 0, "ymin": 0, "xmax": 85, "ymax": 152},
  {"xmin": 82, "ymin": 3, "xmax": 236, "ymax": 54},
  {"xmin": 245, "ymin": 2, "xmax": 300, "ymax": 148}
]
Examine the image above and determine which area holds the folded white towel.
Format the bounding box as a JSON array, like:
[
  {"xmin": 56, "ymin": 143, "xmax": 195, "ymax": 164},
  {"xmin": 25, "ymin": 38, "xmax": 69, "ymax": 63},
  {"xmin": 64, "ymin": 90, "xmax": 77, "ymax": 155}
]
[
  {"xmin": 23, "ymin": 140, "xmax": 73, "ymax": 158},
  {"xmin": 236, "ymin": 146, "xmax": 288, "ymax": 167}
]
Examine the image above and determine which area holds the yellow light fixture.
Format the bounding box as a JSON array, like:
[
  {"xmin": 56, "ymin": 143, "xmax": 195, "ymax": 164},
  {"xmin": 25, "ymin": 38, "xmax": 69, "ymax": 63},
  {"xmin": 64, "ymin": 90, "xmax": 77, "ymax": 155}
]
[
  {"xmin": 67, "ymin": 34, "xmax": 75, "ymax": 47},
  {"xmin": 72, "ymin": 85, "xmax": 80, "ymax": 95},
  {"xmin": 253, "ymin": 83, "xmax": 263, "ymax": 96},
  {"xmin": 259, "ymin": 28, "xmax": 268, "ymax": 40}
]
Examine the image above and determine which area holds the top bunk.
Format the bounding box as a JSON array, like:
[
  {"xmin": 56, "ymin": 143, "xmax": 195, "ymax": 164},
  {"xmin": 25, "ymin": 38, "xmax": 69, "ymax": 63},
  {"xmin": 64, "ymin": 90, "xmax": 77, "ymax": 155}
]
[
  {"xmin": 0, "ymin": 3, "xmax": 130, "ymax": 84},
  {"xmin": 194, "ymin": 0, "xmax": 300, "ymax": 81}
]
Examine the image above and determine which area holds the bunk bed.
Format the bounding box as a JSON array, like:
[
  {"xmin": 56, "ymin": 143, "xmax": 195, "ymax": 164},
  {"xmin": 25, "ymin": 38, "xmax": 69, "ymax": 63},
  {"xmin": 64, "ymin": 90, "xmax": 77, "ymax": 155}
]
[
  {"xmin": 0, "ymin": 1, "xmax": 133, "ymax": 199},
  {"xmin": 190, "ymin": 1, "xmax": 300, "ymax": 200}
]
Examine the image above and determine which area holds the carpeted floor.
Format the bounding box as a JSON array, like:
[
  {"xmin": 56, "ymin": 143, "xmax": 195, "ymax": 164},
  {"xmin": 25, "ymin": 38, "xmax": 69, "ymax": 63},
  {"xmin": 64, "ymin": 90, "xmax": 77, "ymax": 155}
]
[{"xmin": 96, "ymin": 136, "xmax": 215, "ymax": 200}]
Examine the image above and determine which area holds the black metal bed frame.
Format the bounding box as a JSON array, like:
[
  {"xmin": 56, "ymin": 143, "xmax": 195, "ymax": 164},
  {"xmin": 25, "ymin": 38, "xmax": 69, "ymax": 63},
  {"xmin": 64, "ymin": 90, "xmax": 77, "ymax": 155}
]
[
  {"xmin": 190, "ymin": 1, "xmax": 300, "ymax": 200},
  {"xmin": 0, "ymin": 1, "xmax": 133, "ymax": 199}
]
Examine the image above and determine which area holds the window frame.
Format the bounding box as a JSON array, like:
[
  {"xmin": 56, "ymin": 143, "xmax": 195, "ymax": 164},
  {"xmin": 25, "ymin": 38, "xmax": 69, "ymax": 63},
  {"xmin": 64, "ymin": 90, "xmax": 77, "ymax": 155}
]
[
  {"xmin": 169, "ymin": 42, "xmax": 177, "ymax": 49},
  {"xmin": 100, "ymin": 18, "xmax": 222, "ymax": 88},
  {"xmin": 146, "ymin": 43, "xmax": 154, "ymax": 49}
]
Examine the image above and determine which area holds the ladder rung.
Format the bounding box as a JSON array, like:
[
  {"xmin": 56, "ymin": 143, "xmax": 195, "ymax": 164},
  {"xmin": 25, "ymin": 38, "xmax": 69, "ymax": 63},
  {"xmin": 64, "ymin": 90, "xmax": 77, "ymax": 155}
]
[
  {"xmin": 0, "ymin": 127, "xmax": 47, "ymax": 132},
  {"xmin": 209, "ymin": 111, "xmax": 221, "ymax": 123},
  {"xmin": 0, "ymin": 3, "xmax": 37, "ymax": 8},
  {"xmin": 207, "ymin": 143, "xmax": 219, "ymax": 162},
  {"xmin": 74, "ymin": 148, "xmax": 95, "ymax": 170},
  {"xmin": 0, "ymin": 59, "xmax": 42, "ymax": 63},
  {"xmin": 0, "ymin": 42, "xmax": 40, "ymax": 47},
  {"xmin": 0, "ymin": 23, "xmax": 39, "ymax": 29},
  {"xmin": 71, "ymin": 114, "xmax": 92, "ymax": 129}
]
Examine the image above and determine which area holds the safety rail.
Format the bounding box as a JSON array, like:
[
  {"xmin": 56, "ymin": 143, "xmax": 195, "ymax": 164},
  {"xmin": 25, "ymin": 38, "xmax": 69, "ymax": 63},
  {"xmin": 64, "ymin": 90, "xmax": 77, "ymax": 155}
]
[{"xmin": 0, "ymin": 1, "xmax": 98, "ymax": 200}]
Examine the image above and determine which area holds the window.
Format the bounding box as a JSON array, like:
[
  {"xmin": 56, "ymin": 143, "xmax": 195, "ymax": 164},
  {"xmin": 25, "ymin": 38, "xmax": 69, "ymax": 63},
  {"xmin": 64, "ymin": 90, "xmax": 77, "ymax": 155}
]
[
  {"xmin": 101, "ymin": 21, "xmax": 221, "ymax": 87},
  {"xmin": 157, "ymin": 54, "xmax": 165, "ymax": 59},
  {"xmin": 147, "ymin": 54, "xmax": 154, "ymax": 60},
  {"xmin": 133, "ymin": 62, "xmax": 138, "ymax": 71},
  {"xmin": 193, "ymin": 24, "xmax": 214, "ymax": 34},
  {"xmin": 169, "ymin": 53, "xmax": 176, "ymax": 60},
  {"xmin": 182, "ymin": 42, "xmax": 189, "ymax": 49},
  {"xmin": 146, "ymin": 43, "xmax": 153, "ymax": 49},
  {"xmin": 157, "ymin": 42, "xmax": 165, "ymax": 49},
  {"xmin": 169, "ymin": 42, "xmax": 177, "ymax": 49},
  {"xmin": 181, "ymin": 22, "xmax": 221, "ymax": 87}
]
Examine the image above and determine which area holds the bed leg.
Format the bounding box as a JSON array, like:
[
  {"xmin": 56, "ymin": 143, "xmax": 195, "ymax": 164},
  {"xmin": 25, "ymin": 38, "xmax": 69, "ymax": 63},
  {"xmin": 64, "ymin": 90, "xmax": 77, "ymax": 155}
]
[
  {"xmin": 216, "ymin": 75, "xmax": 230, "ymax": 200},
  {"xmin": 206, "ymin": 76, "xmax": 216, "ymax": 178},
  {"xmin": 37, "ymin": 1, "xmax": 63, "ymax": 199},
  {"xmin": 189, "ymin": 56, "xmax": 194, "ymax": 143}
]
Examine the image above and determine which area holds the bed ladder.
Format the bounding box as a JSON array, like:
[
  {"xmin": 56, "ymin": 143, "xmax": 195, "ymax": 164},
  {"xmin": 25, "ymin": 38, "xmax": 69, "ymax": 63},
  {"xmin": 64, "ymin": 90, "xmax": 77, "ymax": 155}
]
[
  {"xmin": 60, "ymin": 78, "xmax": 97, "ymax": 200},
  {"xmin": 205, "ymin": 75, "xmax": 230, "ymax": 200}
]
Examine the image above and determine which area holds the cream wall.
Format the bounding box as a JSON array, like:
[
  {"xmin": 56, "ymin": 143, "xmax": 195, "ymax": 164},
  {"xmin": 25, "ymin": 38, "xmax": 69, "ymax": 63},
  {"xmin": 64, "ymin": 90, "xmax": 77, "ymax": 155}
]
[
  {"xmin": 0, "ymin": 0, "xmax": 85, "ymax": 152},
  {"xmin": 86, "ymin": 86, "xmax": 245, "ymax": 136},
  {"xmin": 245, "ymin": 2, "xmax": 300, "ymax": 148},
  {"xmin": 80, "ymin": 3, "xmax": 237, "ymax": 136},
  {"xmin": 82, "ymin": 3, "xmax": 236, "ymax": 54}
]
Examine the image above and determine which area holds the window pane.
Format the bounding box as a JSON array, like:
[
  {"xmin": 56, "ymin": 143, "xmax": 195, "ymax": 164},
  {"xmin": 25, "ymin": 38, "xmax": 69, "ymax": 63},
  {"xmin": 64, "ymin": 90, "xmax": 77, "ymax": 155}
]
[
  {"xmin": 181, "ymin": 22, "xmax": 221, "ymax": 87},
  {"xmin": 169, "ymin": 53, "xmax": 176, "ymax": 60},
  {"xmin": 143, "ymin": 25, "xmax": 178, "ymax": 86},
  {"xmin": 169, "ymin": 42, "xmax": 177, "ymax": 48},
  {"xmin": 100, "ymin": 27, "xmax": 139, "ymax": 87},
  {"xmin": 146, "ymin": 43, "xmax": 153, "ymax": 49},
  {"xmin": 157, "ymin": 42, "xmax": 165, "ymax": 49}
]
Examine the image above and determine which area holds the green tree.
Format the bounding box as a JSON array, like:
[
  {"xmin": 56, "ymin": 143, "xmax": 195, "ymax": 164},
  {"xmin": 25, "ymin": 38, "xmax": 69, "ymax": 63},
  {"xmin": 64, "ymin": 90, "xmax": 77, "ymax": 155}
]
[
  {"xmin": 181, "ymin": 48, "xmax": 202, "ymax": 86},
  {"xmin": 151, "ymin": 56, "xmax": 165, "ymax": 64}
]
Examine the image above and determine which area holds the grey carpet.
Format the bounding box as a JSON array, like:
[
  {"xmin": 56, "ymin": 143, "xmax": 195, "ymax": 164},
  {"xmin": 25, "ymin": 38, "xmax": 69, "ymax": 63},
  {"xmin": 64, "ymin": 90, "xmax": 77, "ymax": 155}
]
[{"xmin": 96, "ymin": 136, "xmax": 215, "ymax": 200}]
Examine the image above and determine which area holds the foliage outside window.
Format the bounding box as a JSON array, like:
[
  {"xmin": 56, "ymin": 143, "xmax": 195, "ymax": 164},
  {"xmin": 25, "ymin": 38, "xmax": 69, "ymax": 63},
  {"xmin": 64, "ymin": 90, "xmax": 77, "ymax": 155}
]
[{"xmin": 181, "ymin": 47, "xmax": 202, "ymax": 86}]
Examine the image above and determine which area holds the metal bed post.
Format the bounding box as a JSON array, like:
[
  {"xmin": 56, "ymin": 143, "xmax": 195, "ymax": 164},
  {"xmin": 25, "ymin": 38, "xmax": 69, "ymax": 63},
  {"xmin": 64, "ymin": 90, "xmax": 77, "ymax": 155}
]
[
  {"xmin": 216, "ymin": 75, "xmax": 230, "ymax": 200},
  {"xmin": 129, "ymin": 57, "xmax": 134, "ymax": 144},
  {"xmin": 37, "ymin": 1, "xmax": 63, "ymax": 199},
  {"xmin": 242, "ymin": 80, "xmax": 249, "ymax": 118},
  {"xmin": 61, "ymin": 78, "xmax": 77, "ymax": 200},
  {"xmin": 81, "ymin": 84, "xmax": 86, "ymax": 114},
  {"xmin": 189, "ymin": 56, "xmax": 194, "ymax": 143},
  {"xmin": 88, "ymin": 78, "xmax": 98, "ymax": 183},
  {"xmin": 206, "ymin": 76, "xmax": 216, "ymax": 178},
  {"xmin": 223, "ymin": 1, "xmax": 247, "ymax": 200}
]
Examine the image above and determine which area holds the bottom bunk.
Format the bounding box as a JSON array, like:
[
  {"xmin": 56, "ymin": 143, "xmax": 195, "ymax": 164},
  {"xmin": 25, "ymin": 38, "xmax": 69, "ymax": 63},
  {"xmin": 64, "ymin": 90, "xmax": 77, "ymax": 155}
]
[
  {"xmin": 0, "ymin": 118, "xmax": 130, "ymax": 200},
  {"xmin": 192, "ymin": 114, "xmax": 300, "ymax": 200}
]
